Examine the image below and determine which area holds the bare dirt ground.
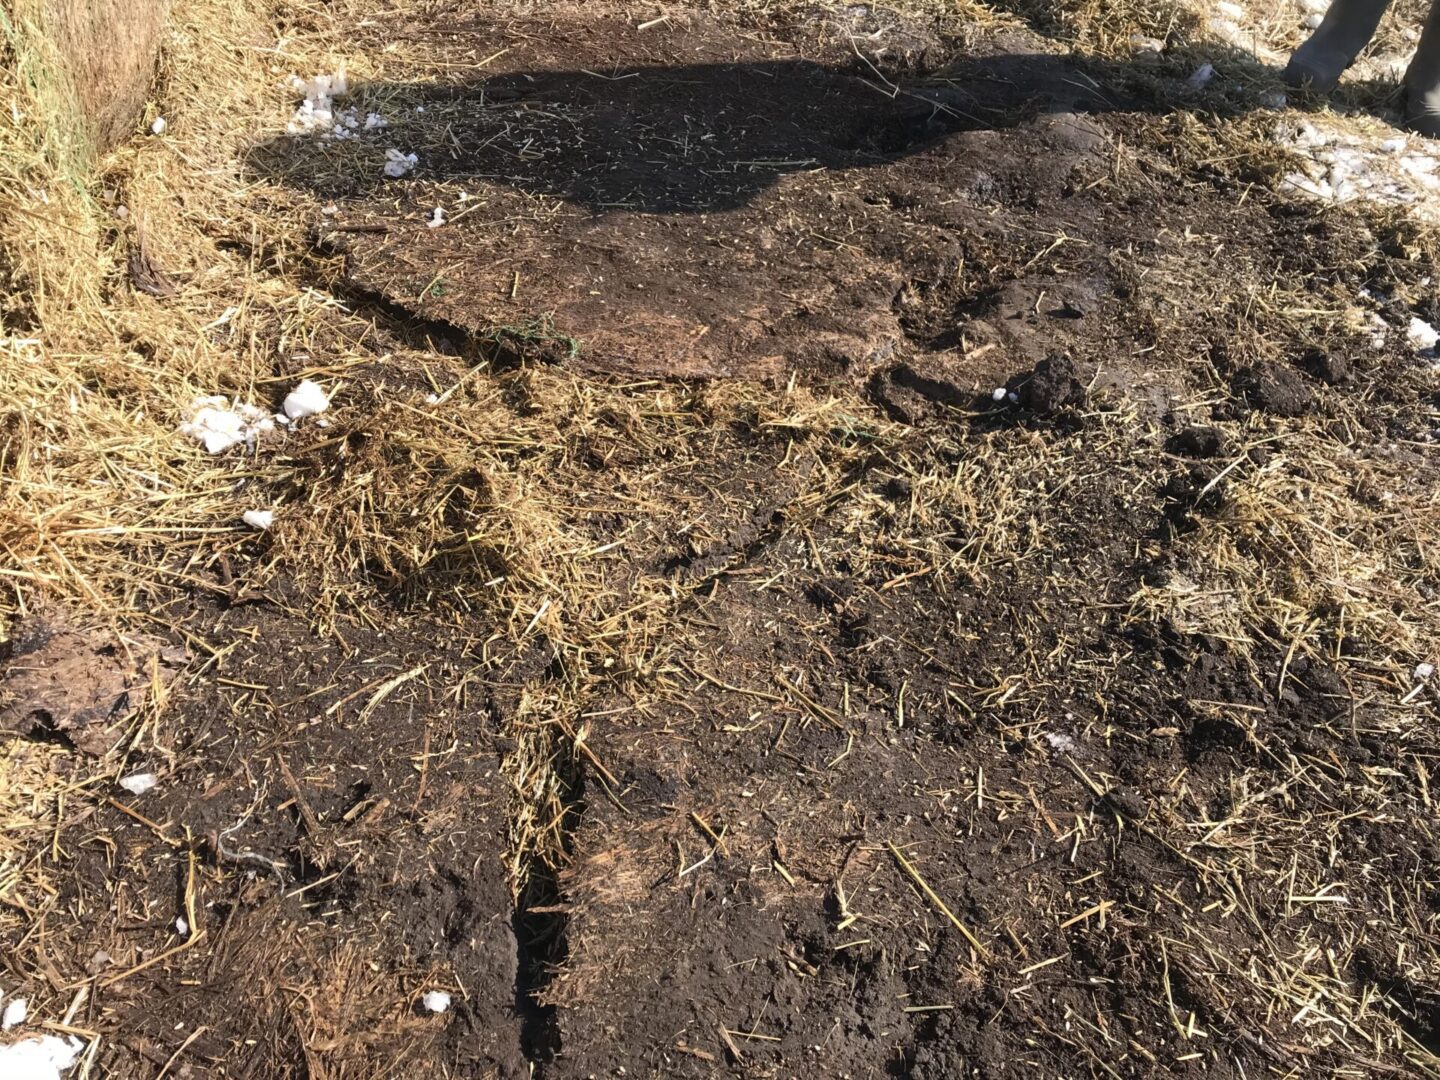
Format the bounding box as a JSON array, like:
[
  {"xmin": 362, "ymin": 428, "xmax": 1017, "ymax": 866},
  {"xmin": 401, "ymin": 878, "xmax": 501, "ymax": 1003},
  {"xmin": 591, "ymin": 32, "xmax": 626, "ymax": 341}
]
[{"xmin": 4, "ymin": 1, "xmax": 1440, "ymax": 1078}]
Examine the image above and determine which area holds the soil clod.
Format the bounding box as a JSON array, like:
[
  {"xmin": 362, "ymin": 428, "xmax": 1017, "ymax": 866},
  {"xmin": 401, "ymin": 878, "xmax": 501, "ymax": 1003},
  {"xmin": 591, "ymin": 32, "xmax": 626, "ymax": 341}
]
[
  {"xmin": 1301, "ymin": 347, "xmax": 1352, "ymax": 385},
  {"xmin": 1167, "ymin": 424, "xmax": 1226, "ymax": 458},
  {"xmin": 1020, "ymin": 353, "xmax": 1087, "ymax": 414},
  {"xmin": 1233, "ymin": 360, "xmax": 1316, "ymax": 416},
  {"xmin": 0, "ymin": 616, "xmax": 180, "ymax": 753}
]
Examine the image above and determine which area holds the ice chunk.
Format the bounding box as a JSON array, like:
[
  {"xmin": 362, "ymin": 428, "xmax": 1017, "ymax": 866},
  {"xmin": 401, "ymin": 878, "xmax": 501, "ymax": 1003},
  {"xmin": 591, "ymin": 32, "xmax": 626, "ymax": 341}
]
[
  {"xmin": 118, "ymin": 772, "xmax": 157, "ymax": 796},
  {"xmin": 283, "ymin": 379, "xmax": 330, "ymax": 420},
  {"xmin": 383, "ymin": 149, "xmax": 419, "ymax": 178},
  {"xmin": 2, "ymin": 998, "xmax": 27, "ymax": 1029},
  {"xmin": 0, "ymin": 1034, "xmax": 85, "ymax": 1080},
  {"xmin": 1407, "ymin": 316, "xmax": 1439, "ymax": 351}
]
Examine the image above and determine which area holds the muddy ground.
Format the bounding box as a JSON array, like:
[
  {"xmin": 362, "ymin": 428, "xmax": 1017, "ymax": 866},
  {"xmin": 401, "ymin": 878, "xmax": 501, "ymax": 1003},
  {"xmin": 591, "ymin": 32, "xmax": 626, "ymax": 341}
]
[{"xmin": 7, "ymin": 2, "xmax": 1440, "ymax": 1078}]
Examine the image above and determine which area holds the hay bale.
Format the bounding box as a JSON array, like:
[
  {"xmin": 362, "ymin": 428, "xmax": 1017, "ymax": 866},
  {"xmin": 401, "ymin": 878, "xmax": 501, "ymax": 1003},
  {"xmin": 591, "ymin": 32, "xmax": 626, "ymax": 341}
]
[{"xmin": 40, "ymin": 0, "xmax": 171, "ymax": 152}]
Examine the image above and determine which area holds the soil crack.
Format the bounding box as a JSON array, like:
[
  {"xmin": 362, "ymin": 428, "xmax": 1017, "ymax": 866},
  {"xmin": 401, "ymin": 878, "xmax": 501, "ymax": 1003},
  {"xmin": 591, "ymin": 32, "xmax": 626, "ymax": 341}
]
[{"xmin": 501, "ymin": 709, "xmax": 588, "ymax": 1074}]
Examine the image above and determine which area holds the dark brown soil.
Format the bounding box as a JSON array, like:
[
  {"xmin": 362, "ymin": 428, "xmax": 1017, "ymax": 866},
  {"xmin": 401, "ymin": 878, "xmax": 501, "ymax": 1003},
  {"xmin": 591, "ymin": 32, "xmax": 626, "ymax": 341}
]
[
  {"xmin": 253, "ymin": 10, "xmax": 1136, "ymax": 383},
  {"xmin": 1233, "ymin": 360, "xmax": 1316, "ymax": 417},
  {"xmin": 10, "ymin": 4, "xmax": 1440, "ymax": 1079},
  {"xmin": 0, "ymin": 616, "xmax": 179, "ymax": 754}
]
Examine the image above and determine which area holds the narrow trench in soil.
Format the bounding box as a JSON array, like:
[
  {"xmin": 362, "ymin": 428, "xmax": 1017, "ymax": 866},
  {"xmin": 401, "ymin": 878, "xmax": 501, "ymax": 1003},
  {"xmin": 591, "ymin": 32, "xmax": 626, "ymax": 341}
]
[{"xmin": 509, "ymin": 729, "xmax": 587, "ymax": 1072}]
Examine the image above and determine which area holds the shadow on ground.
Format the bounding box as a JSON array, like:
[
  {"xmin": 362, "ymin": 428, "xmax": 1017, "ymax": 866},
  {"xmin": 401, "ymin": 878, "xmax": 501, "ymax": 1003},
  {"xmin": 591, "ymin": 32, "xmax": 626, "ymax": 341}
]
[{"xmin": 245, "ymin": 43, "xmax": 1407, "ymax": 215}]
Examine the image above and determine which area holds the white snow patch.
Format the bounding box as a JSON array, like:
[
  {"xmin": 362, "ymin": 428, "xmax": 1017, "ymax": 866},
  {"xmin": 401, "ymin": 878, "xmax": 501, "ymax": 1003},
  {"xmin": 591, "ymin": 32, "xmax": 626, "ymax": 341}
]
[
  {"xmin": 0, "ymin": 1035, "xmax": 85, "ymax": 1080},
  {"xmin": 279, "ymin": 71, "xmax": 387, "ymax": 141},
  {"xmin": 427, "ymin": 207, "xmax": 447, "ymax": 228},
  {"xmin": 1044, "ymin": 731, "xmax": 1077, "ymax": 753},
  {"xmin": 242, "ymin": 509, "xmax": 275, "ymax": 530},
  {"xmin": 1280, "ymin": 172, "xmax": 1334, "ymax": 201},
  {"xmin": 150, "ymin": 117, "xmax": 167, "ymax": 135},
  {"xmin": 1366, "ymin": 312, "xmax": 1389, "ymax": 348},
  {"xmin": 1407, "ymin": 316, "xmax": 1439, "ymax": 351},
  {"xmin": 1188, "ymin": 63, "xmax": 1216, "ymax": 89},
  {"xmin": 180, "ymin": 396, "xmax": 276, "ymax": 454},
  {"xmin": 991, "ymin": 387, "xmax": 1007, "ymax": 402},
  {"xmin": 176, "ymin": 917, "xmax": 190, "ymax": 936},
  {"xmin": 284, "ymin": 67, "xmax": 350, "ymax": 137},
  {"xmin": 282, "ymin": 379, "xmax": 330, "ymax": 420},
  {"xmin": 383, "ymin": 149, "xmax": 418, "ymax": 177},
  {"xmin": 1274, "ymin": 119, "xmax": 1440, "ymax": 214},
  {"xmin": 422, "ymin": 991, "xmax": 452, "ymax": 1014},
  {"xmin": 1416, "ymin": 662, "xmax": 1436, "ymax": 682},
  {"xmin": 118, "ymin": 772, "xmax": 158, "ymax": 796},
  {"xmin": 2, "ymin": 998, "xmax": 27, "ymax": 1029}
]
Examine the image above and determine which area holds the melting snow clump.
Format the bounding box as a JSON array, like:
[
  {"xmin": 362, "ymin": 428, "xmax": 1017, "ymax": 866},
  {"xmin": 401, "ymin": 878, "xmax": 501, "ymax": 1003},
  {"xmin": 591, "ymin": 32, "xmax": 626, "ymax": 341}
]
[
  {"xmin": 150, "ymin": 117, "xmax": 167, "ymax": 135},
  {"xmin": 0, "ymin": 1035, "xmax": 86, "ymax": 1080},
  {"xmin": 242, "ymin": 509, "xmax": 276, "ymax": 530},
  {"xmin": 1365, "ymin": 312, "xmax": 1389, "ymax": 347},
  {"xmin": 1131, "ymin": 34, "xmax": 1165, "ymax": 57},
  {"xmin": 384, "ymin": 149, "xmax": 418, "ymax": 177},
  {"xmin": 284, "ymin": 67, "xmax": 349, "ymax": 136},
  {"xmin": 180, "ymin": 396, "xmax": 275, "ymax": 454},
  {"xmin": 427, "ymin": 207, "xmax": 447, "ymax": 228},
  {"xmin": 422, "ymin": 991, "xmax": 452, "ymax": 1014},
  {"xmin": 1407, "ymin": 316, "xmax": 1439, "ymax": 352},
  {"xmin": 1044, "ymin": 732, "xmax": 1077, "ymax": 753},
  {"xmin": 280, "ymin": 68, "xmax": 389, "ymax": 140},
  {"xmin": 1277, "ymin": 121, "xmax": 1440, "ymax": 213},
  {"xmin": 1417, "ymin": 662, "xmax": 1436, "ymax": 682},
  {"xmin": 119, "ymin": 772, "xmax": 158, "ymax": 796},
  {"xmin": 2, "ymin": 998, "xmax": 27, "ymax": 1029},
  {"xmin": 283, "ymin": 379, "xmax": 330, "ymax": 420}
]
